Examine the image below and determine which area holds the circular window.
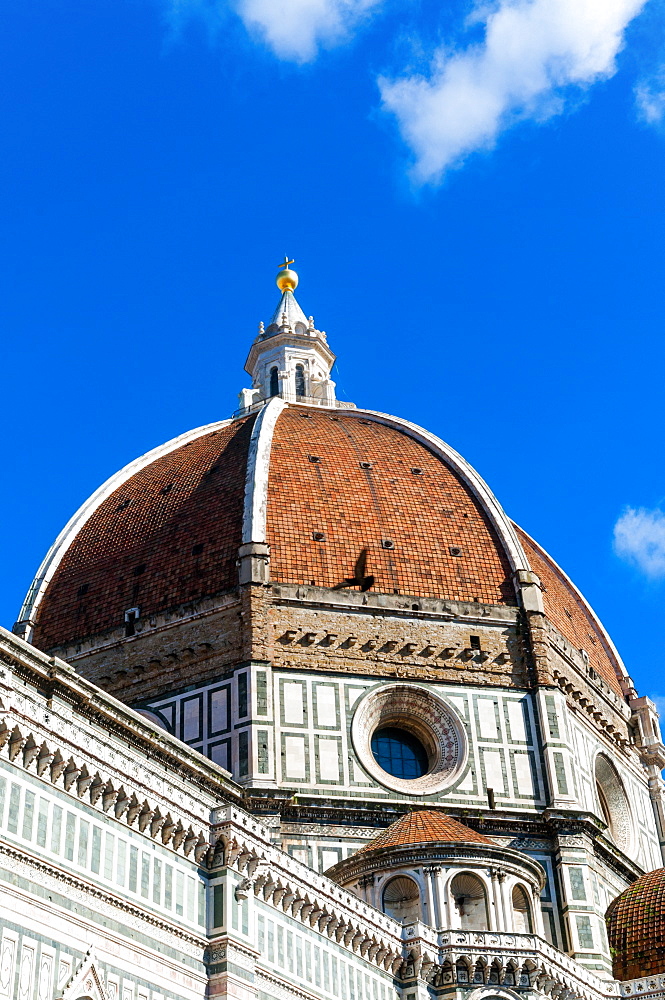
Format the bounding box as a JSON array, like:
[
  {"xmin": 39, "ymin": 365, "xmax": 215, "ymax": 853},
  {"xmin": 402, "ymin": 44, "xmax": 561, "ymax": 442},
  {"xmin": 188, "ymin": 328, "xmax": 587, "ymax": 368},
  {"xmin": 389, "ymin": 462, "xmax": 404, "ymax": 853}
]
[
  {"xmin": 351, "ymin": 683, "xmax": 467, "ymax": 795},
  {"xmin": 371, "ymin": 727, "xmax": 429, "ymax": 779}
]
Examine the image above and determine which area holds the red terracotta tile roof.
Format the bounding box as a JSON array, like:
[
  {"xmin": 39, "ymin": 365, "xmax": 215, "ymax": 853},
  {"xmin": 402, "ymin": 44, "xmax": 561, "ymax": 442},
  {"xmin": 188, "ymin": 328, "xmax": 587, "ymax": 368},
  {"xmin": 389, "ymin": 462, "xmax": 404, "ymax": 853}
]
[
  {"xmin": 515, "ymin": 527, "xmax": 626, "ymax": 699},
  {"xmin": 606, "ymin": 868, "xmax": 665, "ymax": 980},
  {"xmin": 267, "ymin": 408, "xmax": 516, "ymax": 604},
  {"xmin": 32, "ymin": 417, "xmax": 255, "ymax": 650},
  {"xmin": 358, "ymin": 810, "xmax": 493, "ymax": 853}
]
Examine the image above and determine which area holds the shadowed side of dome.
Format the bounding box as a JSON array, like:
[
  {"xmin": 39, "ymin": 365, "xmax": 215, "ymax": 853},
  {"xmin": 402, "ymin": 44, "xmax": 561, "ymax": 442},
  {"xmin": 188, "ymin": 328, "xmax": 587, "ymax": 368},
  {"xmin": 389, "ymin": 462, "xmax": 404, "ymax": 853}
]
[
  {"xmin": 515, "ymin": 525, "xmax": 627, "ymax": 699},
  {"xmin": 606, "ymin": 868, "xmax": 665, "ymax": 980},
  {"xmin": 266, "ymin": 408, "xmax": 517, "ymax": 604},
  {"xmin": 357, "ymin": 810, "xmax": 493, "ymax": 853},
  {"xmin": 31, "ymin": 416, "xmax": 256, "ymax": 651}
]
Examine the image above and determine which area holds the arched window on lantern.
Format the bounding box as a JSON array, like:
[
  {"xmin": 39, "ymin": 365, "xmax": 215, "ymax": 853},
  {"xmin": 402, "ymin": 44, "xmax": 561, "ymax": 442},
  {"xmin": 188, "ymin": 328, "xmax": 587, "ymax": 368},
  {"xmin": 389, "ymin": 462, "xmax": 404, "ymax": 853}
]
[
  {"xmin": 382, "ymin": 875, "xmax": 421, "ymax": 924},
  {"xmin": 512, "ymin": 884, "xmax": 532, "ymax": 933},
  {"xmin": 295, "ymin": 364, "xmax": 306, "ymax": 398},
  {"xmin": 269, "ymin": 366, "xmax": 279, "ymax": 397},
  {"xmin": 450, "ymin": 872, "xmax": 488, "ymax": 931}
]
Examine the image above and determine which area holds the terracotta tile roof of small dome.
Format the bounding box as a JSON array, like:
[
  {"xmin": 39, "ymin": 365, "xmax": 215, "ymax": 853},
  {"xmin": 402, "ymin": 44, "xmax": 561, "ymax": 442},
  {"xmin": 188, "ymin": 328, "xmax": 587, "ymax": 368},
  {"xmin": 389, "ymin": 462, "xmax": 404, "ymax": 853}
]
[
  {"xmin": 515, "ymin": 526, "xmax": 627, "ymax": 700},
  {"xmin": 606, "ymin": 867, "xmax": 665, "ymax": 980},
  {"xmin": 358, "ymin": 810, "xmax": 493, "ymax": 854}
]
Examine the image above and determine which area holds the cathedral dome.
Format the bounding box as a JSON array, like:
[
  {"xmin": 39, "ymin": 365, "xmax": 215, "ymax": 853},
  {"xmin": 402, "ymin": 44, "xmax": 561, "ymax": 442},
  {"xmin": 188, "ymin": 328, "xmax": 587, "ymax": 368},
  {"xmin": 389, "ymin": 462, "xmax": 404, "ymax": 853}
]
[
  {"xmin": 22, "ymin": 404, "xmax": 517, "ymax": 651},
  {"xmin": 13, "ymin": 266, "xmax": 630, "ymax": 708},
  {"xmin": 606, "ymin": 868, "xmax": 665, "ymax": 980}
]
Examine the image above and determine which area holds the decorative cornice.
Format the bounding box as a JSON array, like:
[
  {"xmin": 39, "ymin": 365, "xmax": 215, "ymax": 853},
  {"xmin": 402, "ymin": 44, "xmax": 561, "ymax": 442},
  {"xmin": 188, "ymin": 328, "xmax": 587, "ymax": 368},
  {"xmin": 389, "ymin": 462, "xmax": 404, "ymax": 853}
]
[{"xmin": 326, "ymin": 841, "xmax": 546, "ymax": 891}]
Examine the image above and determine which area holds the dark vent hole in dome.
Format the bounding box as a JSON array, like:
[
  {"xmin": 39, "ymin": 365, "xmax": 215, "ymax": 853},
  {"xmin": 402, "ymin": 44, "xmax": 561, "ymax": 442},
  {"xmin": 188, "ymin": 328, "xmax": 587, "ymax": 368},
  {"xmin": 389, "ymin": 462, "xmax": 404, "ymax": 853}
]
[
  {"xmin": 133, "ymin": 565, "xmax": 146, "ymax": 577},
  {"xmin": 192, "ymin": 544, "xmax": 204, "ymax": 555},
  {"xmin": 308, "ymin": 454, "xmax": 321, "ymax": 463},
  {"xmin": 160, "ymin": 483, "xmax": 173, "ymax": 495},
  {"xmin": 371, "ymin": 728, "xmax": 429, "ymax": 780},
  {"xmin": 77, "ymin": 584, "xmax": 89, "ymax": 597},
  {"xmin": 449, "ymin": 546, "xmax": 462, "ymax": 556},
  {"xmin": 360, "ymin": 462, "xmax": 373, "ymax": 469},
  {"xmin": 411, "ymin": 467, "xmax": 423, "ymax": 475},
  {"xmin": 115, "ymin": 499, "xmax": 131, "ymax": 512},
  {"xmin": 312, "ymin": 531, "xmax": 325, "ymax": 542}
]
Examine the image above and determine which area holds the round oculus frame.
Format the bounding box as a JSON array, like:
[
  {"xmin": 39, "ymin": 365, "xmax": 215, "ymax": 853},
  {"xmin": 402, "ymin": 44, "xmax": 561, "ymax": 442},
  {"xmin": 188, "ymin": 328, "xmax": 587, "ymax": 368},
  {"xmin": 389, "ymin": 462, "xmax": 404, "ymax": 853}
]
[{"xmin": 351, "ymin": 683, "xmax": 468, "ymax": 795}]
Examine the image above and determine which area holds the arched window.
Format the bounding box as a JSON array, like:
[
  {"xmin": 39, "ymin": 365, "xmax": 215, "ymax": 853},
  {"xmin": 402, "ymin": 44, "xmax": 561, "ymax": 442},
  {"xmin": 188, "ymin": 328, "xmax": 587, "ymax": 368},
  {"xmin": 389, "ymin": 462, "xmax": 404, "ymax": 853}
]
[
  {"xmin": 512, "ymin": 884, "xmax": 532, "ymax": 933},
  {"xmin": 382, "ymin": 875, "xmax": 420, "ymax": 924},
  {"xmin": 269, "ymin": 367, "xmax": 279, "ymax": 397},
  {"xmin": 450, "ymin": 873, "xmax": 488, "ymax": 931},
  {"xmin": 595, "ymin": 754, "xmax": 631, "ymax": 852},
  {"xmin": 295, "ymin": 364, "xmax": 306, "ymax": 397}
]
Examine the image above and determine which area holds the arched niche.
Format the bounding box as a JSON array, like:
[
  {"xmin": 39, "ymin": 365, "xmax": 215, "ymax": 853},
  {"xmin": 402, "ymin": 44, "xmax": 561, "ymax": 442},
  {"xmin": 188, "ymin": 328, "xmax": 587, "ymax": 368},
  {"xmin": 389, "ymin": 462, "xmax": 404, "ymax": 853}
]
[
  {"xmin": 382, "ymin": 875, "xmax": 421, "ymax": 924},
  {"xmin": 594, "ymin": 754, "xmax": 632, "ymax": 852},
  {"xmin": 450, "ymin": 872, "xmax": 489, "ymax": 931},
  {"xmin": 511, "ymin": 884, "xmax": 532, "ymax": 933}
]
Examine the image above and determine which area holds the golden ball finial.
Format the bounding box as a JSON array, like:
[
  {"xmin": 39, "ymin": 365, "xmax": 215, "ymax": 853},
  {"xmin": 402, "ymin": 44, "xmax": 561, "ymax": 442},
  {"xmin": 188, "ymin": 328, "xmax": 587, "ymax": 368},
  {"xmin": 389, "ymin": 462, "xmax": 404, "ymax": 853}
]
[{"xmin": 276, "ymin": 256, "xmax": 298, "ymax": 293}]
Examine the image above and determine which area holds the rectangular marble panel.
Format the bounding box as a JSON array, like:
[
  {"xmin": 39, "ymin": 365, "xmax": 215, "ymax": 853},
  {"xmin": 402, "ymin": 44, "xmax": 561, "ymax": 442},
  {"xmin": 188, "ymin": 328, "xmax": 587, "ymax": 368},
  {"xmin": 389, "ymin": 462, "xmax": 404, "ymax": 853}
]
[
  {"xmin": 513, "ymin": 751, "xmax": 534, "ymax": 796},
  {"xmin": 284, "ymin": 683, "xmax": 305, "ymax": 726},
  {"xmin": 506, "ymin": 700, "xmax": 527, "ymax": 743},
  {"xmin": 317, "ymin": 738, "xmax": 341, "ymax": 782},
  {"xmin": 481, "ymin": 748, "xmax": 506, "ymax": 794},
  {"xmin": 0, "ymin": 930, "xmax": 18, "ymax": 1000},
  {"xmin": 477, "ymin": 699, "xmax": 499, "ymax": 740},
  {"xmin": 285, "ymin": 736, "xmax": 306, "ymax": 779}
]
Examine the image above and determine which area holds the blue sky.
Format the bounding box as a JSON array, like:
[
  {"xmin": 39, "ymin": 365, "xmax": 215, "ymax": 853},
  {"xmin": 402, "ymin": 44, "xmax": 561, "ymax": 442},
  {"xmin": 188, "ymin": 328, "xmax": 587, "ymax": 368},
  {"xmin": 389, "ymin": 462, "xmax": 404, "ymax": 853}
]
[{"xmin": 2, "ymin": 0, "xmax": 665, "ymax": 701}]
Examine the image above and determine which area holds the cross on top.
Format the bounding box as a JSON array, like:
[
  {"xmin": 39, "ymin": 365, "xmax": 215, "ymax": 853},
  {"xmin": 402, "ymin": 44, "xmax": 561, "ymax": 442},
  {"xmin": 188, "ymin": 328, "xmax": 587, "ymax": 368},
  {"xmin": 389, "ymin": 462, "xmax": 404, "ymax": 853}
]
[{"xmin": 278, "ymin": 256, "xmax": 295, "ymax": 270}]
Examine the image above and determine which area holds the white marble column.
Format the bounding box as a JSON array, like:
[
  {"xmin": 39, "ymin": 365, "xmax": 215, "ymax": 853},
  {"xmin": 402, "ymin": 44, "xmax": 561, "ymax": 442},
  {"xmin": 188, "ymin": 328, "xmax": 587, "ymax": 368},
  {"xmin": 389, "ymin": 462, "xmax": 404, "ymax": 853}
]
[
  {"xmin": 422, "ymin": 867, "xmax": 437, "ymax": 927},
  {"xmin": 424, "ymin": 866, "xmax": 443, "ymax": 928}
]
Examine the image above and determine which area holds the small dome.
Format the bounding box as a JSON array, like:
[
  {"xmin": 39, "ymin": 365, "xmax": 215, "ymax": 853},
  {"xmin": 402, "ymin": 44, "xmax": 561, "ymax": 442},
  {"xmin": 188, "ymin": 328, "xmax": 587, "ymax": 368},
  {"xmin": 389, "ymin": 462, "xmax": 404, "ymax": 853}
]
[
  {"xmin": 357, "ymin": 810, "xmax": 493, "ymax": 854},
  {"xmin": 606, "ymin": 867, "xmax": 665, "ymax": 980}
]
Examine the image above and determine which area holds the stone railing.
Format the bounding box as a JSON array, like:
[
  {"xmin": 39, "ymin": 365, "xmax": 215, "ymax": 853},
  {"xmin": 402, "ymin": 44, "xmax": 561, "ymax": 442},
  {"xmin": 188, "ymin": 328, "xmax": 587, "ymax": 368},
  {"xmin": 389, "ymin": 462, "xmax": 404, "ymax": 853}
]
[
  {"xmin": 620, "ymin": 975, "xmax": 665, "ymax": 997},
  {"xmin": 401, "ymin": 926, "xmax": 619, "ymax": 1000},
  {"xmin": 233, "ymin": 395, "xmax": 355, "ymax": 418}
]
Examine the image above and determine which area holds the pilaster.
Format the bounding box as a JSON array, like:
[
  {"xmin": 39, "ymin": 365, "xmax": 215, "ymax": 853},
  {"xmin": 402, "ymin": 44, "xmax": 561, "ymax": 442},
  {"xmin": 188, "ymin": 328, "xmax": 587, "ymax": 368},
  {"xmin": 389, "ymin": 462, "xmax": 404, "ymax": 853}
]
[{"xmin": 553, "ymin": 830, "xmax": 613, "ymax": 978}]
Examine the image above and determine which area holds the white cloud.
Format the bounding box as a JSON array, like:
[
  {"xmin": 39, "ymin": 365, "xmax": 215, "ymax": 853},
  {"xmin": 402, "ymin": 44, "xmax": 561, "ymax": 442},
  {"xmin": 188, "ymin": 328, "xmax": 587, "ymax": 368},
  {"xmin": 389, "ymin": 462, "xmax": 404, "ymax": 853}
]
[
  {"xmin": 614, "ymin": 506, "xmax": 665, "ymax": 578},
  {"xmin": 636, "ymin": 68, "xmax": 665, "ymax": 124},
  {"xmin": 236, "ymin": 0, "xmax": 381, "ymax": 61},
  {"xmin": 380, "ymin": 0, "xmax": 649, "ymax": 183},
  {"xmin": 165, "ymin": 0, "xmax": 381, "ymax": 62}
]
